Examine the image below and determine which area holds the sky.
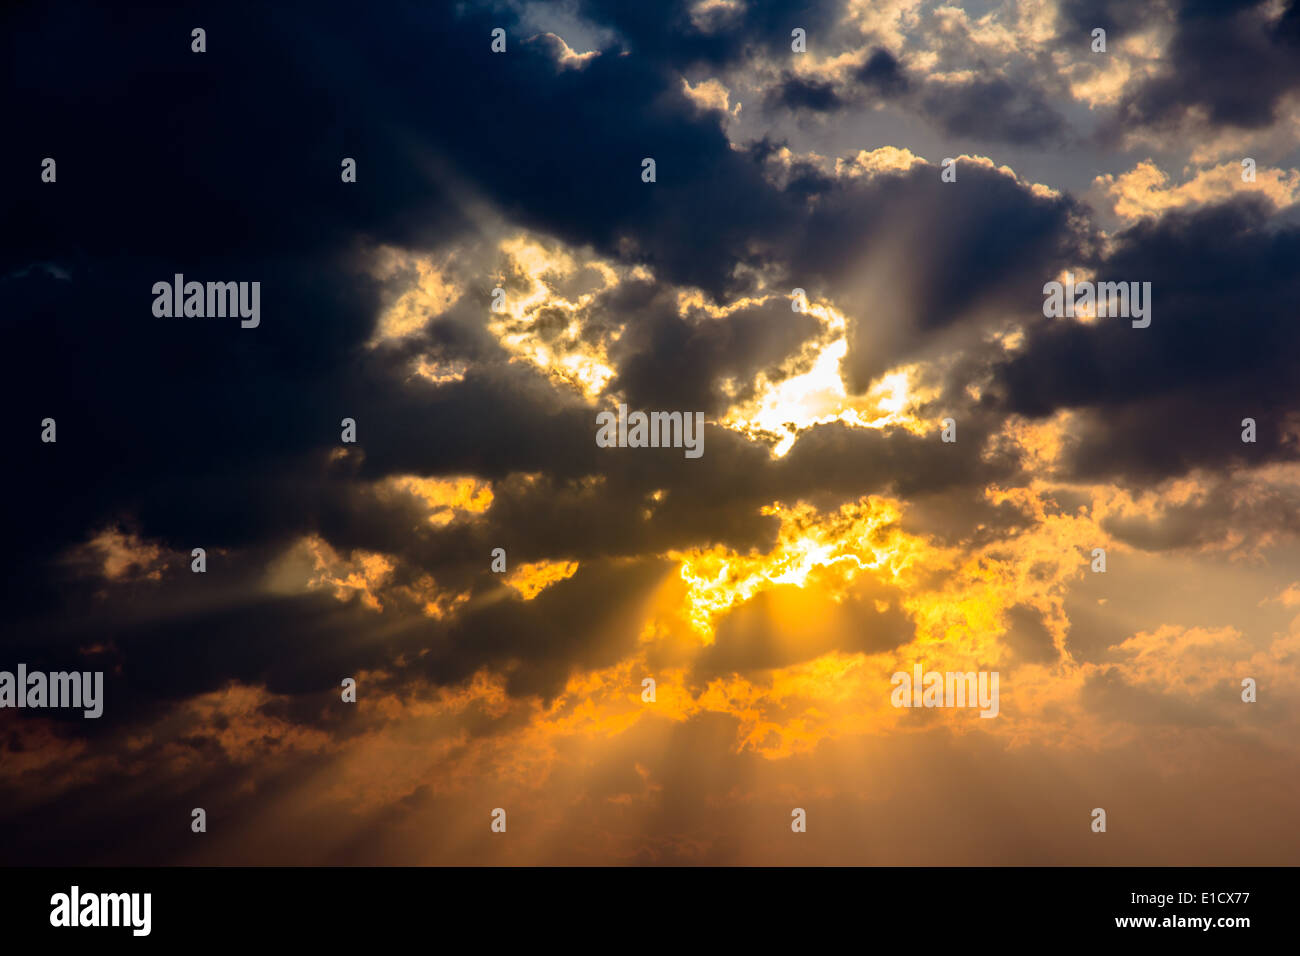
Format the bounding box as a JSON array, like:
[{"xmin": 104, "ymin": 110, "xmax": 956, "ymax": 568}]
[{"xmin": 2, "ymin": 0, "xmax": 1300, "ymax": 865}]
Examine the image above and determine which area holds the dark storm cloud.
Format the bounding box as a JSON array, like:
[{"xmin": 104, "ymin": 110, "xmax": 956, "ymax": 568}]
[
  {"xmin": 422, "ymin": 556, "xmax": 671, "ymax": 698},
  {"xmin": 765, "ymin": 72, "xmax": 845, "ymax": 112},
  {"xmin": 779, "ymin": 158, "xmax": 1092, "ymax": 390},
  {"xmin": 0, "ymin": 0, "xmax": 794, "ymax": 636},
  {"xmin": 571, "ymin": 0, "xmax": 844, "ymax": 69},
  {"xmin": 918, "ymin": 76, "xmax": 1068, "ymax": 147},
  {"xmin": 1056, "ymin": 0, "xmax": 1160, "ymax": 37},
  {"xmin": 990, "ymin": 197, "xmax": 1300, "ymax": 483},
  {"xmin": 854, "ymin": 48, "xmax": 909, "ymax": 96},
  {"xmin": 772, "ymin": 416, "xmax": 1020, "ymax": 502},
  {"xmin": 761, "ymin": 49, "xmax": 908, "ymax": 115},
  {"xmin": 1, "ymin": 0, "xmax": 774, "ymax": 759},
  {"xmin": 1108, "ymin": 0, "xmax": 1300, "ymax": 134},
  {"xmin": 371, "ymin": 405, "xmax": 1031, "ymax": 582},
  {"xmin": 567, "ymin": 0, "xmax": 1067, "ymax": 149},
  {"xmin": 606, "ymin": 282, "xmax": 823, "ymax": 414},
  {"xmin": 755, "ymin": 53, "xmax": 1066, "ymax": 148},
  {"xmin": 1100, "ymin": 473, "xmax": 1300, "ymax": 552}
]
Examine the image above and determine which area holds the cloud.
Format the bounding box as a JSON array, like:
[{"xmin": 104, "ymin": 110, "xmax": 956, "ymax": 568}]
[
  {"xmin": 1097, "ymin": 159, "xmax": 1300, "ymax": 221},
  {"xmin": 1109, "ymin": 0, "xmax": 1300, "ymax": 134},
  {"xmin": 4, "ymin": 0, "xmax": 1300, "ymax": 866},
  {"xmin": 992, "ymin": 198, "xmax": 1300, "ymax": 482}
]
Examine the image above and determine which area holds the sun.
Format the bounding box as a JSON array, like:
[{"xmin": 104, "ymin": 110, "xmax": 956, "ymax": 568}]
[{"xmin": 666, "ymin": 495, "xmax": 922, "ymax": 639}]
